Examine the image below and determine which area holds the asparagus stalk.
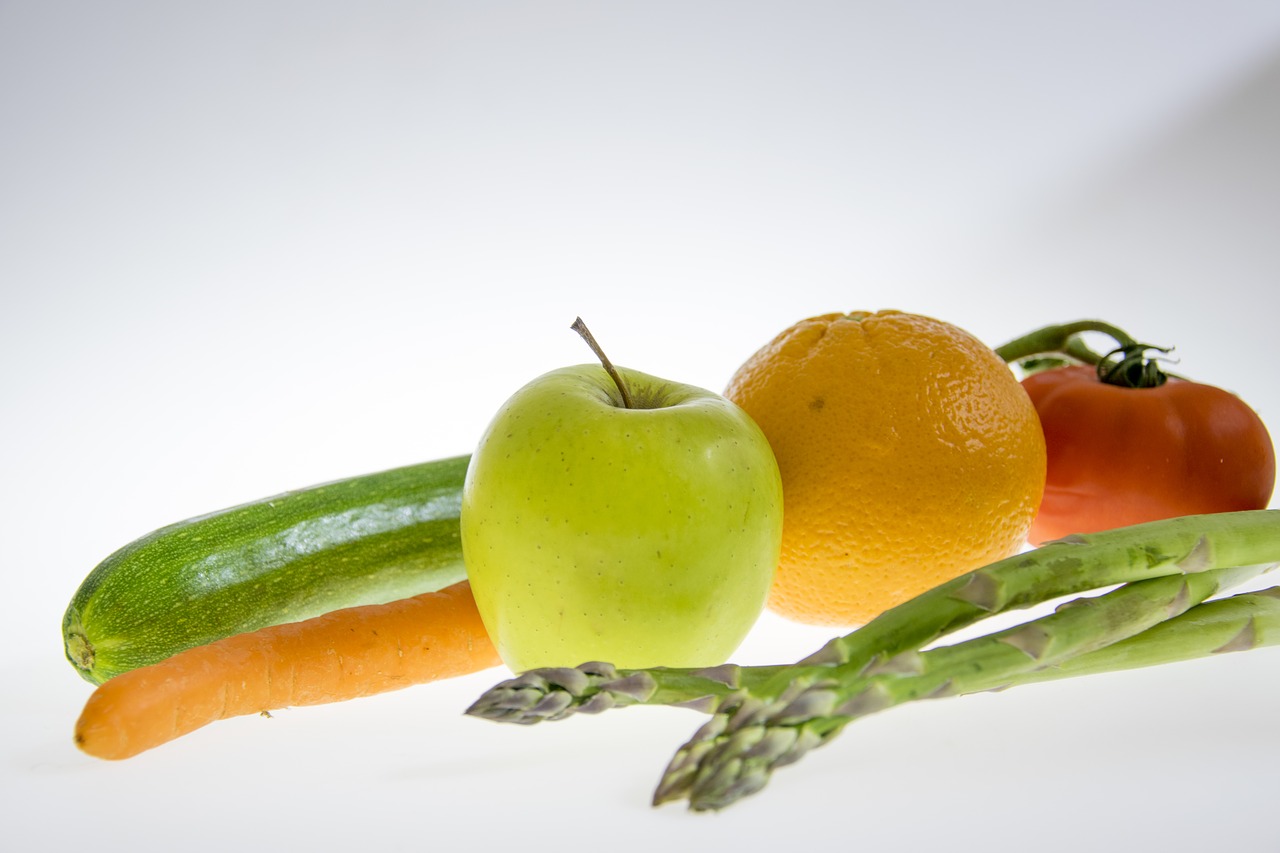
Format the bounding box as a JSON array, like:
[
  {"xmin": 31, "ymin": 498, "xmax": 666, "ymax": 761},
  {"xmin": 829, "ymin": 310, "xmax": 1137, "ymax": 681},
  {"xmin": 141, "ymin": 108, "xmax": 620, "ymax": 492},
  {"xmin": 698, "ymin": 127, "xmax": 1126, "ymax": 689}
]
[
  {"xmin": 660, "ymin": 586, "xmax": 1279, "ymax": 810},
  {"xmin": 657, "ymin": 571, "xmax": 1278, "ymax": 811},
  {"xmin": 796, "ymin": 511, "xmax": 1280, "ymax": 672},
  {"xmin": 466, "ymin": 511, "xmax": 1280, "ymax": 724},
  {"xmin": 1025, "ymin": 585, "xmax": 1280, "ymax": 681}
]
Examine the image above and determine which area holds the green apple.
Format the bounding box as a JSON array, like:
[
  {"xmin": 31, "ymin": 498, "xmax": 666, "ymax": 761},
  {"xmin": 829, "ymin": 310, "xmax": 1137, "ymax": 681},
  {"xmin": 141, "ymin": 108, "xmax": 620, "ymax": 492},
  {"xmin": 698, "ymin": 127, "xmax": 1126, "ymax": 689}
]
[{"xmin": 460, "ymin": 340, "xmax": 783, "ymax": 672}]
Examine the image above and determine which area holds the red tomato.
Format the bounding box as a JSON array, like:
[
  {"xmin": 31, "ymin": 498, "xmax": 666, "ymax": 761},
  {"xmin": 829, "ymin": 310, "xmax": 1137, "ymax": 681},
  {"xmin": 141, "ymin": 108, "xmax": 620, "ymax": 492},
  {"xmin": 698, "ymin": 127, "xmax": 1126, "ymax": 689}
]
[{"xmin": 1021, "ymin": 365, "xmax": 1275, "ymax": 544}]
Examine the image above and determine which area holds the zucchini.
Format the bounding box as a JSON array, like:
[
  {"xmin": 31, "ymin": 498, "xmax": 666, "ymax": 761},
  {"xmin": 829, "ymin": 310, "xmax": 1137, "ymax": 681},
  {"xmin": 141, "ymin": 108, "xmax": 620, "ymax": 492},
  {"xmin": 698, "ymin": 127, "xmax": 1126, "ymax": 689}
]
[{"xmin": 63, "ymin": 454, "xmax": 470, "ymax": 684}]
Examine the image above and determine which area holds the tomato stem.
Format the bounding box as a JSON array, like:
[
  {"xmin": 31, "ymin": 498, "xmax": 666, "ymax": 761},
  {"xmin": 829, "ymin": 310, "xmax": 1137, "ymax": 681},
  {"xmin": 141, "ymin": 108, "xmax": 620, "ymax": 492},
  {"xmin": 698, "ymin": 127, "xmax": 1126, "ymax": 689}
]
[
  {"xmin": 994, "ymin": 320, "xmax": 1138, "ymax": 367},
  {"xmin": 995, "ymin": 320, "xmax": 1176, "ymax": 387}
]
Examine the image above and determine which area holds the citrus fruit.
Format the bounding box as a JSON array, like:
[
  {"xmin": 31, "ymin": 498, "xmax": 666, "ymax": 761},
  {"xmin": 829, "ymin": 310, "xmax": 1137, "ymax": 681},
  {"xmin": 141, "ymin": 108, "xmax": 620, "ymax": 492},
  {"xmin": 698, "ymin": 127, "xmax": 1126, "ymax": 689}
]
[{"xmin": 725, "ymin": 310, "xmax": 1046, "ymax": 626}]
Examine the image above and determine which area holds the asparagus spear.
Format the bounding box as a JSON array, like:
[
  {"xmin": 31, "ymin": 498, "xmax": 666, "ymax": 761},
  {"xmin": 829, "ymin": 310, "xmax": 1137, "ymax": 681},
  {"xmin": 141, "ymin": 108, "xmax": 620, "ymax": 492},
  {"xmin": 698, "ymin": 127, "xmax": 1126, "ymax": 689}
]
[
  {"xmin": 661, "ymin": 585, "xmax": 1280, "ymax": 810},
  {"xmin": 1026, "ymin": 585, "xmax": 1280, "ymax": 680},
  {"xmin": 657, "ymin": 573, "xmax": 1279, "ymax": 811},
  {"xmin": 466, "ymin": 510, "xmax": 1280, "ymax": 724}
]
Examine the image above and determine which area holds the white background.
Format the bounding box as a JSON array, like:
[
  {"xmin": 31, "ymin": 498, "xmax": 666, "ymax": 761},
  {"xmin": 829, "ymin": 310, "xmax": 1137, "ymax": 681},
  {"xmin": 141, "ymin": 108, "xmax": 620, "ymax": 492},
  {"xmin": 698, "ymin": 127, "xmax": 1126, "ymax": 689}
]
[{"xmin": 3, "ymin": 2, "xmax": 1279, "ymax": 850}]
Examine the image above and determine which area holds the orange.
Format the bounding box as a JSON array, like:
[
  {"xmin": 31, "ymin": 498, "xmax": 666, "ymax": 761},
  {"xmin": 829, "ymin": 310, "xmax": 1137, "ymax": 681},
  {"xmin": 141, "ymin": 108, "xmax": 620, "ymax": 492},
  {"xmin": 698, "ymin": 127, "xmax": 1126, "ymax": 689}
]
[{"xmin": 725, "ymin": 310, "xmax": 1046, "ymax": 626}]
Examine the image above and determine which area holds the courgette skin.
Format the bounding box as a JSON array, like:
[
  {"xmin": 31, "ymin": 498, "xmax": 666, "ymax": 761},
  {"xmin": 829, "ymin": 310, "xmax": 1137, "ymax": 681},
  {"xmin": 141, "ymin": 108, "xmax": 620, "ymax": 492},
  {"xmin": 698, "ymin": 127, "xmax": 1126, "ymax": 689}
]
[{"xmin": 63, "ymin": 454, "xmax": 470, "ymax": 684}]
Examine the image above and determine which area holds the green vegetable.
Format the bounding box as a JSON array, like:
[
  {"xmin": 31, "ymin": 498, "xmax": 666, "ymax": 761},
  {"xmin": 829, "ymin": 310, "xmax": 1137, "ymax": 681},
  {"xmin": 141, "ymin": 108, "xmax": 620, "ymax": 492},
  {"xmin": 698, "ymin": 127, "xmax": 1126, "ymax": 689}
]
[
  {"xmin": 63, "ymin": 455, "xmax": 470, "ymax": 684},
  {"xmin": 654, "ymin": 565, "xmax": 1272, "ymax": 810},
  {"xmin": 468, "ymin": 511, "xmax": 1280, "ymax": 723},
  {"xmin": 465, "ymin": 510, "xmax": 1280, "ymax": 810}
]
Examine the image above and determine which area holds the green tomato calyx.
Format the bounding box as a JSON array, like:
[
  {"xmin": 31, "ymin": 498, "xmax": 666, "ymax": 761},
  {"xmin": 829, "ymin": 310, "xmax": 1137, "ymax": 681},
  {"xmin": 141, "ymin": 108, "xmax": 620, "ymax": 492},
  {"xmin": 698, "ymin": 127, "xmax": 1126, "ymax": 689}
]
[{"xmin": 1097, "ymin": 343, "xmax": 1175, "ymax": 389}]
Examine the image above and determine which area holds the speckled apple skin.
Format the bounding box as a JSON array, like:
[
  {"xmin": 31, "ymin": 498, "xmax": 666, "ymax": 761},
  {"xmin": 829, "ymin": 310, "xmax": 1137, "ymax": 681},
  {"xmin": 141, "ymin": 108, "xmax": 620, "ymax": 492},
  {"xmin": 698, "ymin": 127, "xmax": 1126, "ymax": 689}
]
[{"xmin": 461, "ymin": 364, "xmax": 783, "ymax": 672}]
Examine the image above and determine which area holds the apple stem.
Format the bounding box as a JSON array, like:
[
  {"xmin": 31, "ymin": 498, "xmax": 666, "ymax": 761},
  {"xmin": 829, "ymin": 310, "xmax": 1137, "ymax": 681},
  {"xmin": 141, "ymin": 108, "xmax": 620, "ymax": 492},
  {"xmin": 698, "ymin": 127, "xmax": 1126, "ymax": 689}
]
[{"xmin": 571, "ymin": 317, "xmax": 635, "ymax": 409}]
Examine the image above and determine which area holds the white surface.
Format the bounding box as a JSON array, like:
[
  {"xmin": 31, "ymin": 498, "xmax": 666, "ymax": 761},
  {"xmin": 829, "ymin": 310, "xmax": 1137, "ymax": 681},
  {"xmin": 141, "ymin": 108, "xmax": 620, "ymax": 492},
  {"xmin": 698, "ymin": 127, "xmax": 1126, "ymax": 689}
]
[{"xmin": 3, "ymin": 2, "xmax": 1279, "ymax": 850}]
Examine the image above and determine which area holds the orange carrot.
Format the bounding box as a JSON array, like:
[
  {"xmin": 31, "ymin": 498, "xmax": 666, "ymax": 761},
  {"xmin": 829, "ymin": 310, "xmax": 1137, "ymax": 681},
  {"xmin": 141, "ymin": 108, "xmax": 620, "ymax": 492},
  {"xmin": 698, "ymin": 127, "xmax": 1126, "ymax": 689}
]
[{"xmin": 74, "ymin": 580, "xmax": 500, "ymax": 760}]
